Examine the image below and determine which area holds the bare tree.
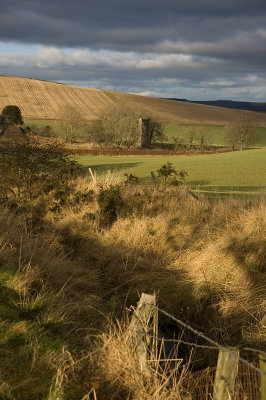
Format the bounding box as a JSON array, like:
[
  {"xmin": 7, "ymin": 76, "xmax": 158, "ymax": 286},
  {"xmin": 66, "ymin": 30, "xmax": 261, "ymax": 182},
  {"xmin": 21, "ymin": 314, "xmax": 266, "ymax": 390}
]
[
  {"xmin": 147, "ymin": 117, "xmax": 165, "ymax": 144},
  {"xmin": 224, "ymin": 118, "xmax": 259, "ymax": 151},
  {"xmin": 92, "ymin": 106, "xmax": 165, "ymax": 149},
  {"xmin": 56, "ymin": 106, "xmax": 86, "ymax": 142},
  {"xmin": 96, "ymin": 106, "xmax": 139, "ymax": 148},
  {"xmin": 195, "ymin": 127, "xmax": 213, "ymax": 150},
  {"xmin": 181, "ymin": 127, "xmax": 196, "ymax": 150}
]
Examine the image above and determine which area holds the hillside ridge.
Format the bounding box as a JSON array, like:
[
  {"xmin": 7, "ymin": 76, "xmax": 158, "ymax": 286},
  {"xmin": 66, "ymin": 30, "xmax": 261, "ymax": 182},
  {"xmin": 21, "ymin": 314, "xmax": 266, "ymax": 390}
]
[
  {"xmin": 1, "ymin": 75, "xmax": 266, "ymax": 126},
  {"xmin": 166, "ymin": 98, "xmax": 266, "ymax": 113}
]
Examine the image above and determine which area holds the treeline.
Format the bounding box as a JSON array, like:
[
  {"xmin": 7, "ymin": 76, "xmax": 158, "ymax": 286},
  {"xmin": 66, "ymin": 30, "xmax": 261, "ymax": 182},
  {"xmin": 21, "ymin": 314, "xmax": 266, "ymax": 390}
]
[
  {"xmin": 65, "ymin": 147, "xmax": 230, "ymax": 156},
  {"xmin": 0, "ymin": 104, "xmax": 260, "ymax": 152}
]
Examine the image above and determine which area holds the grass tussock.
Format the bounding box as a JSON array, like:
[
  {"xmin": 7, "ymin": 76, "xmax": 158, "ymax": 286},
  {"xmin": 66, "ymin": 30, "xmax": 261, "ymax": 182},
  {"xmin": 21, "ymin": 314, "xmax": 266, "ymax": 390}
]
[
  {"xmin": 95, "ymin": 321, "xmax": 191, "ymax": 400},
  {"xmin": 0, "ymin": 173, "xmax": 265, "ymax": 399}
]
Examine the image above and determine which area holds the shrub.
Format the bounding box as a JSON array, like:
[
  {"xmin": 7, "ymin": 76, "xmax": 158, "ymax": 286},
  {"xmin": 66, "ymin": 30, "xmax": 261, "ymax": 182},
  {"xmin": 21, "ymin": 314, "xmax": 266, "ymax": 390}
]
[
  {"xmin": 2, "ymin": 105, "xmax": 23, "ymax": 125},
  {"xmin": 97, "ymin": 185, "xmax": 123, "ymax": 226},
  {"xmin": 50, "ymin": 187, "xmax": 94, "ymax": 212},
  {"xmin": 0, "ymin": 138, "xmax": 82, "ymax": 202},
  {"xmin": 29, "ymin": 124, "xmax": 55, "ymax": 138},
  {"xmin": 124, "ymin": 173, "xmax": 139, "ymax": 185},
  {"xmin": 157, "ymin": 162, "xmax": 188, "ymax": 186}
]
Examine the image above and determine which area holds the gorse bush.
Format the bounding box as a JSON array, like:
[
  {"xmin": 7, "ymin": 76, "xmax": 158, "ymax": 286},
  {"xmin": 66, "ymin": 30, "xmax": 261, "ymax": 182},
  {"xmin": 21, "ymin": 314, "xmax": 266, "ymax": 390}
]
[
  {"xmin": 124, "ymin": 173, "xmax": 139, "ymax": 185},
  {"xmin": 97, "ymin": 185, "xmax": 123, "ymax": 226},
  {"xmin": 50, "ymin": 186, "xmax": 94, "ymax": 213}
]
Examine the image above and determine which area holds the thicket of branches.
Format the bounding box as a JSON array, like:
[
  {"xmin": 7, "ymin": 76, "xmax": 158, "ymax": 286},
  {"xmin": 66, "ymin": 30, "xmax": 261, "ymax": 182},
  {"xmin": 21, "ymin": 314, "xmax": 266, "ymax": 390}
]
[
  {"xmin": 89, "ymin": 105, "xmax": 165, "ymax": 148},
  {"xmin": 224, "ymin": 118, "xmax": 259, "ymax": 150}
]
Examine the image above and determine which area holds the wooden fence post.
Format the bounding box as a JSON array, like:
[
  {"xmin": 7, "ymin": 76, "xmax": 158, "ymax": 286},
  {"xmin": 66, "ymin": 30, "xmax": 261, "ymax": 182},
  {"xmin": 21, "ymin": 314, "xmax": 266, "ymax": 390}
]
[
  {"xmin": 260, "ymin": 353, "xmax": 266, "ymax": 400},
  {"xmin": 126, "ymin": 293, "xmax": 157, "ymax": 376},
  {"xmin": 213, "ymin": 348, "xmax": 239, "ymax": 400},
  {"xmin": 89, "ymin": 168, "xmax": 97, "ymax": 184},
  {"xmin": 188, "ymin": 190, "xmax": 200, "ymax": 201},
  {"xmin": 151, "ymin": 171, "xmax": 157, "ymax": 186}
]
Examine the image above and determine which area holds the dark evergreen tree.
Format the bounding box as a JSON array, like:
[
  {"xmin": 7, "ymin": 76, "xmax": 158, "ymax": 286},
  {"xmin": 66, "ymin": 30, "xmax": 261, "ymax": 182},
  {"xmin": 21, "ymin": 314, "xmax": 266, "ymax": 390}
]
[{"xmin": 2, "ymin": 105, "xmax": 23, "ymax": 125}]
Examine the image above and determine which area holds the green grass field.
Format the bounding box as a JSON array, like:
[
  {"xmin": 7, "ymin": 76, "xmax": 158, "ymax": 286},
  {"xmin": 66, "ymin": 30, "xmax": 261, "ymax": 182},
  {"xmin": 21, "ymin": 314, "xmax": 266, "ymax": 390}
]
[
  {"xmin": 163, "ymin": 124, "xmax": 266, "ymax": 147},
  {"xmin": 24, "ymin": 119, "xmax": 56, "ymax": 128},
  {"xmin": 77, "ymin": 147, "xmax": 266, "ymax": 196}
]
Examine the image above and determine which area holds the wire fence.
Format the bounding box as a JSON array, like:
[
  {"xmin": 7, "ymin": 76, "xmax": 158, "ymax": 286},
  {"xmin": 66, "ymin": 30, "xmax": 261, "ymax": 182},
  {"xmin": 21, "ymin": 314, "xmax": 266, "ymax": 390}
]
[
  {"xmin": 140, "ymin": 302, "xmax": 266, "ymax": 376},
  {"xmin": 183, "ymin": 363, "xmax": 260, "ymax": 400},
  {"xmin": 130, "ymin": 297, "xmax": 265, "ymax": 399}
]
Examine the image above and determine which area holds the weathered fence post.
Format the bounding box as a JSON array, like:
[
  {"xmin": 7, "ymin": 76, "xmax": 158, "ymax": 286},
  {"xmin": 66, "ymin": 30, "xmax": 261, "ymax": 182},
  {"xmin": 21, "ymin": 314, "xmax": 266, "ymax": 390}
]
[
  {"xmin": 260, "ymin": 353, "xmax": 266, "ymax": 400},
  {"xmin": 213, "ymin": 348, "xmax": 239, "ymax": 400},
  {"xmin": 151, "ymin": 171, "xmax": 157, "ymax": 186},
  {"xmin": 89, "ymin": 168, "xmax": 97, "ymax": 184},
  {"xmin": 188, "ymin": 189, "xmax": 200, "ymax": 201},
  {"xmin": 125, "ymin": 293, "xmax": 157, "ymax": 376}
]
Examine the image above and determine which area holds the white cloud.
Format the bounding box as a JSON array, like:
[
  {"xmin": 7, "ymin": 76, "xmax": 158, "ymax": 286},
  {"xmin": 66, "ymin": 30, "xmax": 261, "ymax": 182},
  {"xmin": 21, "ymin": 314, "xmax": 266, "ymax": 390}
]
[
  {"xmin": 0, "ymin": 46, "xmax": 204, "ymax": 70},
  {"xmin": 137, "ymin": 54, "xmax": 194, "ymax": 69},
  {"xmin": 35, "ymin": 47, "xmax": 68, "ymax": 67},
  {"xmin": 132, "ymin": 90, "xmax": 154, "ymax": 96},
  {"xmin": 200, "ymin": 80, "xmax": 236, "ymax": 88},
  {"xmin": 0, "ymin": 43, "xmax": 266, "ymax": 101}
]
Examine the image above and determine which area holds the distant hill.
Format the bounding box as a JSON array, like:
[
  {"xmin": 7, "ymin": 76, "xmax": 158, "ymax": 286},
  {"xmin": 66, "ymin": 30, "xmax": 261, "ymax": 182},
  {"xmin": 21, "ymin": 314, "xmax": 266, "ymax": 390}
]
[
  {"xmin": 1, "ymin": 76, "xmax": 266, "ymax": 126},
  {"xmin": 167, "ymin": 98, "xmax": 266, "ymax": 113}
]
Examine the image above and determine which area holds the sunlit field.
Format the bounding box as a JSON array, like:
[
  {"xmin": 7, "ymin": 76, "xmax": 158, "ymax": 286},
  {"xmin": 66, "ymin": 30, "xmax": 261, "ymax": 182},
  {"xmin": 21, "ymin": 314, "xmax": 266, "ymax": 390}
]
[{"xmin": 77, "ymin": 147, "xmax": 266, "ymax": 196}]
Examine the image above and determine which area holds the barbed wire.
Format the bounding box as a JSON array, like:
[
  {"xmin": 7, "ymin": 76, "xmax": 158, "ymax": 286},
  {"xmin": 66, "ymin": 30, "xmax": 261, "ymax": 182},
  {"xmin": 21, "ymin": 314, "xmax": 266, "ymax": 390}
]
[
  {"xmin": 243, "ymin": 347, "xmax": 266, "ymax": 354},
  {"xmin": 137, "ymin": 303, "xmax": 266, "ymax": 376},
  {"xmin": 131, "ymin": 329, "xmax": 221, "ymax": 350},
  {"xmin": 132, "ymin": 330, "xmax": 266, "ymax": 355}
]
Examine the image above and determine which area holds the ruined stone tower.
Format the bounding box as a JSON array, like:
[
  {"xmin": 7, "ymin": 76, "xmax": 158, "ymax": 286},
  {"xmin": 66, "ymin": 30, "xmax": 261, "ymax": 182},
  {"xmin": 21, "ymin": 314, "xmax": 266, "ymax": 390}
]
[{"xmin": 138, "ymin": 118, "xmax": 151, "ymax": 148}]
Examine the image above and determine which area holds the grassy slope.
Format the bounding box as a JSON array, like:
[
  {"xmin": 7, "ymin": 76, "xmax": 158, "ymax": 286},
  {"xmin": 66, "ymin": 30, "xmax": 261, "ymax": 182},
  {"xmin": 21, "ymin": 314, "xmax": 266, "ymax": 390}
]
[
  {"xmin": 1, "ymin": 76, "xmax": 266, "ymax": 126},
  {"xmin": 77, "ymin": 147, "xmax": 266, "ymax": 194}
]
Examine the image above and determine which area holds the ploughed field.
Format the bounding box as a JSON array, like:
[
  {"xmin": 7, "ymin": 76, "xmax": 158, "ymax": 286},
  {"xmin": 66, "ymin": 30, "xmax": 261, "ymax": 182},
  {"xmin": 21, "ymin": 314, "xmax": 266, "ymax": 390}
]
[
  {"xmin": 2, "ymin": 75, "xmax": 266, "ymax": 126},
  {"xmin": 77, "ymin": 147, "xmax": 266, "ymax": 196}
]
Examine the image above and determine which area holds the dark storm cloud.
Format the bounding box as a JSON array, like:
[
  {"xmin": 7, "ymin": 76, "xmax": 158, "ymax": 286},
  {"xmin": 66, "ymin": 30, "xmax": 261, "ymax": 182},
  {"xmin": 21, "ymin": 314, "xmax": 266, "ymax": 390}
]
[
  {"xmin": 0, "ymin": 0, "xmax": 266, "ymax": 100},
  {"xmin": 0, "ymin": 0, "xmax": 266, "ymax": 49}
]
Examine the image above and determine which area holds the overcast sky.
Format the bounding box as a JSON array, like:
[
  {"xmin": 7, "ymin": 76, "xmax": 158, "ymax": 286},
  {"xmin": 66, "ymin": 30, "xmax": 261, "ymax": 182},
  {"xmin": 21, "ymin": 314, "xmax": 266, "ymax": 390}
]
[{"xmin": 0, "ymin": 0, "xmax": 266, "ymax": 101}]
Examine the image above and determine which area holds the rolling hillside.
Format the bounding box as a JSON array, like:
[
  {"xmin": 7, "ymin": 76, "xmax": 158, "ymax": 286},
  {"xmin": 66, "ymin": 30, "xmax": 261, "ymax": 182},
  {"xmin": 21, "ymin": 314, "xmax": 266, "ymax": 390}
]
[{"xmin": 1, "ymin": 75, "xmax": 266, "ymax": 126}]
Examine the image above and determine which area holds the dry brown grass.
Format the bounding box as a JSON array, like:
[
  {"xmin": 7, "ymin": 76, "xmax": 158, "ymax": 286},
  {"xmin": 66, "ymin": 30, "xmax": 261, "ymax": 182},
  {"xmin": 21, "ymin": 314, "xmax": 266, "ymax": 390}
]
[
  {"xmin": 94, "ymin": 321, "xmax": 192, "ymax": 400},
  {"xmin": 0, "ymin": 176, "xmax": 265, "ymax": 399},
  {"xmin": 1, "ymin": 76, "xmax": 266, "ymax": 126},
  {"xmin": 81, "ymin": 184, "xmax": 266, "ymax": 348}
]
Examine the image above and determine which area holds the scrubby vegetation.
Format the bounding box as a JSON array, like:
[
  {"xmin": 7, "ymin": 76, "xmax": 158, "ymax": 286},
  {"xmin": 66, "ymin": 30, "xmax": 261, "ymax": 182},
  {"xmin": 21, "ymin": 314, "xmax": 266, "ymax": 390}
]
[
  {"xmin": 0, "ymin": 139, "xmax": 265, "ymax": 398},
  {"xmin": 0, "ymin": 138, "xmax": 82, "ymax": 202}
]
